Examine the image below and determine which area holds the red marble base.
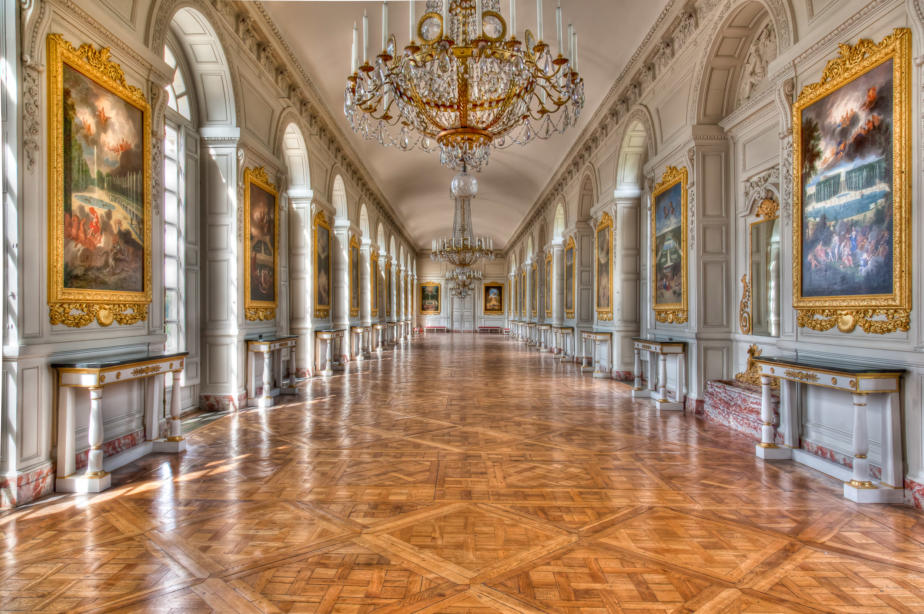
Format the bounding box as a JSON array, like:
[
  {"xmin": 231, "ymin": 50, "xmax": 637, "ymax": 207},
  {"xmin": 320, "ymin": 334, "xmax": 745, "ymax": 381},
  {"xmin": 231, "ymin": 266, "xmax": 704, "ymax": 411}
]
[
  {"xmin": 686, "ymin": 396, "xmax": 704, "ymax": 416},
  {"xmin": 0, "ymin": 463, "xmax": 55, "ymax": 508},
  {"xmin": 801, "ymin": 439, "xmax": 882, "ymax": 480},
  {"xmin": 703, "ymin": 380, "xmax": 781, "ymax": 443},
  {"xmin": 200, "ymin": 392, "xmax": 248, "ymax": 412},
  {"xmin": 75, "ymin": 429, "xmax": 144, "ymax": 470},
  {"xmin": 904, "ymin": 478, "xmax": 924, "ymax": 509},
  {"xmin": 611, "ymin": 370, "xmax": 634, "ymax": 382}
]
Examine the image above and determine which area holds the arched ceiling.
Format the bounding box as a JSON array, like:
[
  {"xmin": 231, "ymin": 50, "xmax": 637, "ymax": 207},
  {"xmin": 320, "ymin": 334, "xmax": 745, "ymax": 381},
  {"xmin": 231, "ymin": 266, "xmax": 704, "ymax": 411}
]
[{"xmin": 262, "ymin": 1, "xmax": 670, "ymax": 250}]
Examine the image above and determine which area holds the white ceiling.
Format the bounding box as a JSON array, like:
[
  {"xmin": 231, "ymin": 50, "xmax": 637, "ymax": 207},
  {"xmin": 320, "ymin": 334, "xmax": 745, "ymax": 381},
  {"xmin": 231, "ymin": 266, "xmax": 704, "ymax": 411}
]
[{"xmin": 262, "ymin": 1, "xmax": 670, "ymax": 250}]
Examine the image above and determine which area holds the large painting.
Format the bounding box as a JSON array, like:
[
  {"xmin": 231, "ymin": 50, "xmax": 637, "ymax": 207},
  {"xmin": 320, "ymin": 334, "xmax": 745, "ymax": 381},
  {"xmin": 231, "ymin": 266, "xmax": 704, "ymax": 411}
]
[
  {"xmin": 484, "ymin": 282, "xmax": 504, "ymax": 315},
  {"xmin": 385, "ymin": 260, "xmax": 392, "ymax": 317},
  {"xmin": 564, "ymin": 236, "xmax": 575, "ymax": 319},
  {"xmin": 530, "ymin": 263, "xmax": 538, "ymax": 316},
  {"xmin": 794, "ymin": 29, "xmax": 910, "ymax": 334},
  {"xmin": 244, "ymin": 167, "xmax": 278, "ymax": 321},
  {"xmin": 651, "ymin": 166, "xmax": 688, "ymax": 324},
  {"xmin": 545, "ymin": 253, "xmax": 552, "ymax": 318},
  {"xmin": 371, "ymin": 252, "xmax": 379, "ymax": 317},
  {"xmin": 47, "ymin": 34, "xmax": 151, "ymax": 327},
  {"xmin": 521, "ymin": 270, "xmax": 526, "ymax": 317},
  {"xmin": 349, "ymin": 235, "xmax": 360, "ymax": 317},
  {"xmin": 595, "ymin": 213, "xmax": 613, "ymax": 321},
  {"xmin": 314, "ymin": 212, "xmax": 331, "ymax": 318},
  {"xmin": 421, "ymin": 282, "xmax": 440, "ymax": 315}
]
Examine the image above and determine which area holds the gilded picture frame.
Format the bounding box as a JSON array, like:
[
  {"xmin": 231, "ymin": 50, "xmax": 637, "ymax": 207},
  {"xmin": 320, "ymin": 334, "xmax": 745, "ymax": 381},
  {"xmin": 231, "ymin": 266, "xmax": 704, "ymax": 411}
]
[
  {"xmin": 564, "ymin": 236, "xmax": 576, "ymax": 320},
  {"xmin": 243, "ymin": 167, "xmax": 279, "ymax": 321},
  {"xmin": 47, "ymin": 34, "xmax": 152, "ymax": 327},
  {"xmin": 420, "ymin": 281, "xmax": 440, "ymax": 315},
  {"xmin": 349, "ymin": 234, "xmax": 360, "ymax": 317},
  {"xmin": 313, "ymin": 211, "xmax": 332, "ymax": 318},
  {"xmin": 521, "ymin": 269, "xmax": 527, "ymax": 317},
  {"xmin": 595, "ymin": 213, "xmax": 613, "ymax": 321},
  {"xmin": 651, "ymin": 166, "xmax": 689, "ymax": 324},
  {"xmin": 484, "ymin": 282, "xmax": 504, "ymax": 315},
  {"xmin": 793, "ymin": 29, "xmax": 911, "ymax": 334},
  {"xmin": 544, "ymin": 252, "xmax": 552, "ymax": 318},
  {"xmin": 371, "ymin": 251, "xmax": 379, "ymax": 317},
  {"xmin": 385, "ymin": 260, "xmax": 392, "ymax": 317},
  {"xmin": 530, "ymin": 262, "xmax": 538, "ymax": 317}
]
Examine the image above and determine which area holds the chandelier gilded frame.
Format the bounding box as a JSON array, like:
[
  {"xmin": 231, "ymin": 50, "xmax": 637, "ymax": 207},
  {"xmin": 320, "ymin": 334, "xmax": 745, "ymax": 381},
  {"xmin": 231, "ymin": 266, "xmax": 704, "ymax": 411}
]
[
  {"xmin": 792, "ymin": 29, "xmax": 911, "ymax": 334},
  {"xmin": 651, "ymin": 166, "xmax": 689, "ymax": 325}
]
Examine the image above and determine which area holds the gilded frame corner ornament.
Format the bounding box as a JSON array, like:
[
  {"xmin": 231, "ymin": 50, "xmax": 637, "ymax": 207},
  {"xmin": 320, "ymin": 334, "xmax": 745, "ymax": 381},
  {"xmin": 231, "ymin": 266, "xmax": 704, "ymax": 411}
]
[
  {"xmin": 483, "ymin": 281, "xmax": 504, "ymax": 315},
  {"xmin": 595, "ymin": 213, "xmax": 614, "ymax": 322},
  {"xmin": 349, "ymin": 234, "xmax": 361, "ymax": 318},
  {"xmin": 46, "ymin": 34, "xmax": 152, "ymax": 327},
  {"xmin": 243, "ymin": 166, "xmax": 279, "ymax": 322},
  {"xmin": 735, "ymin": 344, "xmax": 779, "ymax": 389},
  {"xmin": 651, "ymin": 166, "xmax": 689, "ymax": 325},
  {"xmin": 564, "ymin": 236, "xmax": 576, "ymax": 320},
  {"xmin": 420, "ymin": 281, "xmax": 441, "ymax": 315},
  {"xmin": 313, "ymin": 211, "xmax": 332, "ymax": 319},
  {"xmin": 792, "ymin": 28, "xmax": 911, "ymax": 335}
]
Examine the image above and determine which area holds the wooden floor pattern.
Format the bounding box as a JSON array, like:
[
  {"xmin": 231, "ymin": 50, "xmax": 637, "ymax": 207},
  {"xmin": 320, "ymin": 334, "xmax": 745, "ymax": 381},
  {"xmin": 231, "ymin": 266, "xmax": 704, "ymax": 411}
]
[{"xmin": 3, "ymin": 335, "xmax": 924, "ymax": 613}]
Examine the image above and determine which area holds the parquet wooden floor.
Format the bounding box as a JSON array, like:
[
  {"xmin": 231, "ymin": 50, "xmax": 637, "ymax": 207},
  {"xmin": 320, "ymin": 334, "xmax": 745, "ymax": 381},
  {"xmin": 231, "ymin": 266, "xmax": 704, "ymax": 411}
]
[{"xmin": 2, "ymin": 335, "xmax": 923, "ymax": 613}]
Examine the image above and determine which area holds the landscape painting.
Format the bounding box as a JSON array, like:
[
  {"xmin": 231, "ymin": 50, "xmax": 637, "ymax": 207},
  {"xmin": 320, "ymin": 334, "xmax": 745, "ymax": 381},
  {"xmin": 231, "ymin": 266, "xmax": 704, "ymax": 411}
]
[
  {"xmin": 793, "ymin": 29, "xmax": 910, "ymax": 334},
  {"xmin": 651, "ymin": 166, "xmax": 688, "ymax": 323},
  {"xmin": 484, "ymin": 283, "xmax": 503, "ymax": 315},
  {"xmin": 48, "ymin": 35, "xmax": 152, "ymax": 326},
  {"xmin": 421, "ymin": 282, "xmax": 440, "ymax": 315}
]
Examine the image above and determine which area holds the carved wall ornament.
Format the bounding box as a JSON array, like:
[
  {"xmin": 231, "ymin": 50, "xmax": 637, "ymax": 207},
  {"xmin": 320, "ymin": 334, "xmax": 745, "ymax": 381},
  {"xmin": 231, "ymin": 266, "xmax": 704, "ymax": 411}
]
[
  {"xmin": 784, "ymin": 369, "xmax": 819, "ymax": 383},
  {"xmin": 736, "ymin": 20, "xmax": 778, "ymax": 107},
  {"xmin": 738, "ymin": 275, "xmax": 752, "ymax": 334},
  {"xmin": 22, "ymin": 61, "xmax": 42, "ymax": 170},
  {"xmin": 792, "ymin": 29, "xmax": 911, "ymax": 335},
  {"xmin": 756, "ymin": 197, "xmax": 779, "ymax": 220},
  {"xmin": 734, "ymin": 345, "xmax": 777, "ymax": 388}
]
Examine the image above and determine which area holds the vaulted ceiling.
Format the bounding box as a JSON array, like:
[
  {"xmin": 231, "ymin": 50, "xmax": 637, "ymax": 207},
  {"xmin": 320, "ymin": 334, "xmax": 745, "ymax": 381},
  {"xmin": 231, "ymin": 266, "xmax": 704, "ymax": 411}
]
[{"xmin": 262, "ymin": 1, "xmax": 670, "ymax": 250}]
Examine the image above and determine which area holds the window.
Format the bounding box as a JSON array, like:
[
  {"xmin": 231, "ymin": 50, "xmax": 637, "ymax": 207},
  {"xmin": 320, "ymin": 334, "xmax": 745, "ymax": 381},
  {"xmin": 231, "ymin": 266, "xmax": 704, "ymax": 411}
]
[
  {"xmin": 164, "ymin": 45, "xmax": 191, "ymax": 121},
  {"xmin": 163, "ymin": 122, "xmax": 185, "ymax": 354}
]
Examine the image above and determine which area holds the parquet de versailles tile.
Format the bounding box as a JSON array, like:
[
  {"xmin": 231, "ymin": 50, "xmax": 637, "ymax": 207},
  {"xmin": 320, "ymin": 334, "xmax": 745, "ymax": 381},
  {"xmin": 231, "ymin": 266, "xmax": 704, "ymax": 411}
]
[{"xmin": 2, "ymin": 336, "xmax": 923, "ymax": 613}]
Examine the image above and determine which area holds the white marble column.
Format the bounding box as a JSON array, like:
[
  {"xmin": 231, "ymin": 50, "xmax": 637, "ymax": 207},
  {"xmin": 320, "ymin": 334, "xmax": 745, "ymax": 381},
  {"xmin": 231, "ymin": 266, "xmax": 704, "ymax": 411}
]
[
  {"xmin": 200, "ymin": 128, "xmax": 243, "ymax": 409},
  {"xmin": 288, "ymin": 191, "xmax": 315, "ymax": 378},
  {"xmin": 551, "ymin": 241, "xmax": 564, "ymax": 327},
  {"xmin": 332, "ymin": 219, "xmax": 350, "ymax": 361}
]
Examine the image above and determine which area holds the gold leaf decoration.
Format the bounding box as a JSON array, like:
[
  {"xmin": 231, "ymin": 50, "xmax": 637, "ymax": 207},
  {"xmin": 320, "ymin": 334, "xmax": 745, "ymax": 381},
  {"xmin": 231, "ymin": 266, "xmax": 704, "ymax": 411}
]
[{"xmin": 738, "ymin": 275, "xmax": 752, "ymax": 335}]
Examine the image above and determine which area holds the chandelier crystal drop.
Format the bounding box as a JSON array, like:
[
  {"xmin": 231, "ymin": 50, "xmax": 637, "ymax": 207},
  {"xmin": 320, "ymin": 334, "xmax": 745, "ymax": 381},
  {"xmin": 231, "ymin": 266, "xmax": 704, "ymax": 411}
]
[
  {"xmin": 448, "ymin": 266, "xmax": 483, "ymax": 298},
  {"xmin": 345, "ymin": 0, "xmax": 585, "ymax": 171},
  {"xmin": 431, "ymin": 170, "xmax": 496, "ymax": 267}
]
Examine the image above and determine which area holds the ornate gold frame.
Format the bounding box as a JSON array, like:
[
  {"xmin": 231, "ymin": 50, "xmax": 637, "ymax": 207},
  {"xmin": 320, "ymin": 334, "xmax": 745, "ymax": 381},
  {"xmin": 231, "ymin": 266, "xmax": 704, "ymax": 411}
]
[
  {"xmin": 371, "ymin": 251, "xmax": 379, "ymax": 317},
  {"xmin": 651, "ymin": 166, "xmax": 689, "ymax": 324},
  {"xmin": 740, "ymin": 197, "xmax": 779, "ymax": 335},
  {"xmin": 47, "ymin": 34, "xmax": 152, "ymax": 327},
  {"xmin": 595, "ymin": 213, "xmax": 614, "ymax": 321},
  {"xmin": 313, "ymin": 211, "xmax": 331, "ymax": 318},
  {"xmin": 544, "ymin": 252, "xmax": 552, "ymax": 318},
  {"xmin": 564, "ymin": 236, "xmax": 575, "ymax": 320},
  {"xmin": 243, "ymin": 167, "xmax": 278, "ymax": 321},
  {"xmin": 521, "ymin": 269, "xmax": 527, "ymax": 317},
  {"xmin": 420, "ymin": 281, "xmax": 440, "ymax": 315},
  {"xmin": 484, "ymin": 282, "xmax": 504, "ymax": 315},
  {"xmin": 792, "ymin": 29, "xmax": 911, "ymax": 334},
  {"xmin": 385, "ymin": 260, "xmax": 392, "ymax": 317},
  {"xmin": 530, "ymin": 262, "xmax": 538, "ymax": 317},
  {"xmin": 349, "ymin": 234, "xmax": 360, "ymax": 317}
]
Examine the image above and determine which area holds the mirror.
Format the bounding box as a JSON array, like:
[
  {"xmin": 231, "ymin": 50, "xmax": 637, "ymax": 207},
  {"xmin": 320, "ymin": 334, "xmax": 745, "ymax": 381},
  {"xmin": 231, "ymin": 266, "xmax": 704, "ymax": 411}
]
[{"xmin": 749, "ymin": 214, "xmax": 781, "ymax": 337}]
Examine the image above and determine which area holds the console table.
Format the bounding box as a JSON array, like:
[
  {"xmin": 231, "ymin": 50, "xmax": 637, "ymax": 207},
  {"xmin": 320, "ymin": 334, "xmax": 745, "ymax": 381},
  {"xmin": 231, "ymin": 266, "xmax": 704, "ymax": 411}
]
[
  {"xmin": 538, "ymin": 324, "xmax": 551, "ymax": 351},
  {"xmin": 752, "ymin": 356, "xmax": 904, "ymax": 503},
  {"xmin": 372, "ymin": 323, "xmax": 386, "ymax": 353},
  {"xmin": 51, "ymin": 351, "xmax": 188, "ymax": 493},
  {"xmin": 553, "ymin": 326, "xmax": 574, "ymax": 360},
  {"xmin": 246, "ymin": 336, "xmax": 296, "ymax": 408},
  {"xmin": 350, "ymin": 326, "xmax": 368, "ymax": 361},
  {"xmin": 632, "ymin": 338, "xmax": 687, "ymax": 411},
  {"xmin": 581, "ymin": 331, "xmax": 612, "ymax": 379},
  {"xmin": 315, "ymin": 329, "xmax": 345, "ymax": 377}
]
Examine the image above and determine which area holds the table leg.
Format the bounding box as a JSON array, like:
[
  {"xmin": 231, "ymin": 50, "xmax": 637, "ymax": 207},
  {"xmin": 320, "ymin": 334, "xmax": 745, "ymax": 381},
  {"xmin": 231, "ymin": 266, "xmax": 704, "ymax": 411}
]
[
  {"xmin": 260, "ymin": 350, "xmax": 274, "ymax": 408},
  {"xmin": 848, "ymin": 393, "xmax": 875, "ymax": 490},
  {"xmin": 633, "ymin": 349, "xmax": 642, "ymax": 390},
  {"xmin": 169, "ymin": 371, "xmax": 184, "ymax": 441},
  {"xmin": 657, "ymin": 354, "xmax": 668, "ymax": 402},
  {"xmin": 323, "ymin": 339, "xmax": 333, "ymax": 377},
  {"xmin": 86, "ymin": 387, "xmax": 105, "ymax": 478},
  {"xmin": 758, "ymin": 375, "xmax": 777, "ymax": 449}
]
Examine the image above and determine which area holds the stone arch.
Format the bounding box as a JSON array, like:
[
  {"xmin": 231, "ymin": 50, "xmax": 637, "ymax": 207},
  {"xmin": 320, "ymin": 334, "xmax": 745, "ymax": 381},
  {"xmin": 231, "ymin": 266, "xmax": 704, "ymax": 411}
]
[
  {"xmin": 167, "ymin": 6, "xmax": 237, "ymax": 128},
  {"xmin": 691, "ymin": 0, "xmax": 787, "ymax": 126},
  {"xmin": 377, "ymin": 223, "xmax": 386, "ymax": 253},
  {"xmin": 526, "ymin": 235, "xmax": 535, "ymax": 262},
  {"xmin": 614, "ymin": 108, "xmax": 656, "ymax": 198},
  {"xmin": 331, "ymin": 175, "xmax": 348, "ymax": 221},
  {"xmin": 553, "ymin": 202, "xmax": 566, "ymax": 241},
  {"xmin": 280, "ymin": 122, "xmax": 310, "ymax": 194},
  {"xmin": 359, "ymin": 204, "xmax": 370, "ymax": 241},
  {"xmin": 577, "ymin": 173, "xmax": 596, "ymax": 222},
  {"xmin": 389, "ymin": 236, "xmax": 397, "ymax": 260}
]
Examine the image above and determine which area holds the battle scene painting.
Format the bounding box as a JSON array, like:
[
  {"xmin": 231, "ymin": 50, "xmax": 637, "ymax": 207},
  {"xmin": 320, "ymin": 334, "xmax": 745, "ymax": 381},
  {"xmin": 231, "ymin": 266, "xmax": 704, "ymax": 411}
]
[
  {"xmin": 61, "ymin": 63, "xmax": 145, "ymax": 293},
  {"xmin": 800, "ymin": 59, "xmax": 894, "ymax": 298}
]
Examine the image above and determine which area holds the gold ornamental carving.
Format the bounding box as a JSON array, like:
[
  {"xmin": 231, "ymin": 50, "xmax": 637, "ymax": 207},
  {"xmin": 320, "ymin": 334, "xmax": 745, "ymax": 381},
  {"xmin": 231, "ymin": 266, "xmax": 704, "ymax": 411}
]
[
  {"xmin": 131, "ymin": 365, "xmax": 162, "ymax": 376},
  {"xmin": 791, "ymin": 29, "xmax": 911, "ymax": 335},
  {"xmin": 738, "ymin": 275, "xmax": 752, "ymax": 335},
  {"xmin": 735, "ymin": 345, "xmax": 777, "ymax": 389},
  {"xmin": 756, "ymin": 197, "xmax": 779, "ymax": 220},
  {"xmin": 49, "ymin": 303, "xmax": 148, "ymax": 328},
  {"xmin": 245, "ymin": 307, "xmax": 275, "ymax": 321},
  {"xmin": 784, "ymin": 369, "xmax": 819, "ymax": 383}
]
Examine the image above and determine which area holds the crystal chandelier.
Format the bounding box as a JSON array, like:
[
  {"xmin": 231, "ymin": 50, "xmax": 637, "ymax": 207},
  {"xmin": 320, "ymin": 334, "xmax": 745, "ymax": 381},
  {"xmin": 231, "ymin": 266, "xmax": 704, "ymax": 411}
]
[
  {"xmin": 345, "ymin": 0, "xmax": 584, "ymax": 171},
  {"xmin": 431, "ymin": 169, "xmax": 495, "ymax": 267},
  {"xmin": 448, "ymin": 266, "xmax": 483, "ymax": 298}
]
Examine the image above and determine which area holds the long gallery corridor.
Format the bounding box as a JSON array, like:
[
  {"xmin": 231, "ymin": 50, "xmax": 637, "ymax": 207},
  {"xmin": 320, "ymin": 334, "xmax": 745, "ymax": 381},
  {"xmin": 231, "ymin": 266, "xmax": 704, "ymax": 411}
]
[{"xmin": 2, "ymin": 334, "xmax": 923, "ymax": 613}]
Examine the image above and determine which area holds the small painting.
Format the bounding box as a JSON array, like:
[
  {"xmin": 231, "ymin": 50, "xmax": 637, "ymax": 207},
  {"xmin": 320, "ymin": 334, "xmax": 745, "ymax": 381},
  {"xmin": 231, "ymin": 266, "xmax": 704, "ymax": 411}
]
[
  {"xmin": 484, "ymin": 282, "xmax": 504, "ymax": 315},
  {"xmin": 371, "ymin": 252, "xmax": 379, "ymax": 317},
  {"xmin": 421, "ymin": 282, "xmax": 440, "ymax": 315},
  {"xmin": 545, "ymin": 254, "xmax": 552, "ymax": 317},
  {"xmin": 350, "ymin": 235, "xmax": 360, "ymax": 317},
  {"xmin": 385, "ymin": 260, "xmax": 392, "ymax": 317},
  {"xmin": 651, "ymin": 166, "xmax": 688, "ymax": 324},
  {"xmin": 244, "ymin": 168, "xmax": 278, "ymax": 321},
  {"xmin": 793, "ymin": 29, "xmax": 910, "ymax": 334},
  {"xmin": 530, "ymin": 263, "xmax": 537, "ymax": 316},
  {"xmin": 564, "ymin": 236, "xmax": 575, "ymax": 319},
  {"xmin": 596, "ymin": 213, "xmax": 613, "ymax": 320},
  {"xmin": 314, "ymin": 212, "xmax": 331, "ymax": 318},
  {"xmin": 47, "ymin": 34, "xmax": 152, "ymax": 327}
]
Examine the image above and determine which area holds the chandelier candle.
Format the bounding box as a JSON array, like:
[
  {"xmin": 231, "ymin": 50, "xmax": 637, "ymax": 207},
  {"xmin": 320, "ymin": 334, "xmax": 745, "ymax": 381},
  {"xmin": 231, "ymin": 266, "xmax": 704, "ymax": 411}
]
[
  {"xmin": 536, "ymin": 0, "xmax": 543, "ymax": 41},
  {"xmin": 409, "ymin": 0, "xmax": 415, "ymax": 41},
  {"xmin": 509, "ymin": 0, "xmax": 516, "ymax": 37},
  {"xmin": 556, "ymin": 3, "xmax": 563, "ymax": 56},
  {"xmin": 352, "ymin": 22, "xmax": 359, "ymax": 72},
  {"xmin": 344, "ymin": 0, "xmax": 584, "ymax": 171}
]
